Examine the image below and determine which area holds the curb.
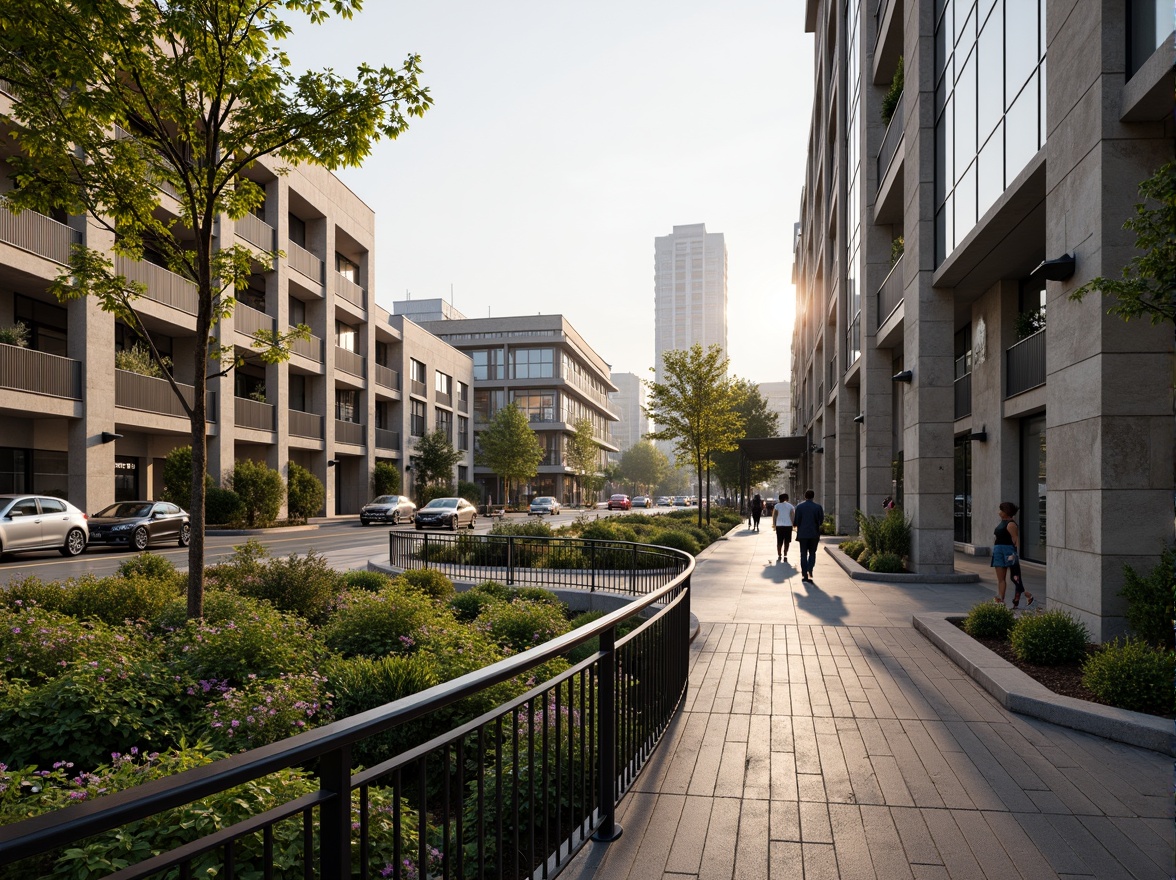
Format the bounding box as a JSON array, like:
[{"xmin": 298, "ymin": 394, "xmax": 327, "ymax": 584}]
[
  {"xmin": 825, "ymin": 544, "xmax": 980, "ymax": 583},
  {"xmin": 913, "ymin": 611, "xmax": 1175, "ymax": 756},
  {"xmin": 207, "ymin": 524, "xmax": 323, "ymax": 536}
]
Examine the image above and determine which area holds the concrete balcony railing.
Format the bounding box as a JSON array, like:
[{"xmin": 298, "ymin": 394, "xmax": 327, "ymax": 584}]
[
  {"xmin": 335, "ymin": 419, "xmax": 365, "ymax": 446},
  {"xmin": 0, "ymin": 204, "xmax": 81, "ymax": 265},
  {"xmin": 336, "ymin": 274, "xmax": 366, "ymax": 309},
  {"xmin": 234, "ymin": 303, "xmax": 273, "ymax": 337},
  {"xmin": 115, "ymin": 254, "xmax": 199, "ymax": 315},
  {"xmin": 375, "ymin": 428, "xmax": 400, "ymax": 451},
  {"xmin": 410, "ymin": 379, "xmax": 427, "ymax": 398},
  {"xmin": 876, "ymin": 253, "xmax": 904, "ymax": 327},
  {"xmin": 877, "ymin": 92, "xmax": 904, "ymax": 185},
  {"xmin": 374, "ymin": 363, "xmax": 400, "ymax": 391},
  {"xmin": 235, "ymin": 396, "xmax": 275, "ymax": 431},
  {"xmin": 115, "ymin": 369, "xmax": 215, "ymax": 420},
  {"xmin": 236, "ymin": 213, "xmax": 275, "ymax": 252},
  {"xmin": 954, "ymin": 372, "xmax": 972, "ymax": 420},
  {"xmin": 289, "ymin": 409, "xmax": 324, "ymax": 440},
  {"xmin": 1006, "ymin": 329, "xmax": 1046, "ymax": 397},
  {"xmin": 435, "ymin": 391, "xmax": 452, "ymax": 408},
  {"xmin": 457, "ymin": 396, "xmax": 468, "ymax": 414},
  {"xmin": 0, "ymin": 344, "xmax": 82, "ymax": 399},
  {"xmin": 290, "ymin": 332, "xmax": 323, "ymax": 362},
  {"xmin": 288, "ymin": 241, "xmax": 323, "ymax": 284},
  {"xmin": 335, "ymin": 346, "xmax": 366, "ymax": 378}
]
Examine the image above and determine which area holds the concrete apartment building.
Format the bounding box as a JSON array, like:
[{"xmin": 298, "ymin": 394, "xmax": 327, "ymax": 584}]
[
  {"xmin": 395, "ymin": 300, "xmax": 620, "ymax": 505},
  {"xmin": 0, "ymin": 126, "xmax": 473, "ymax": 516},
  {"xmin": 791, "ymin": 0, "xmax": 1173, "ymax": 639},
  {"xmin": 608, "ymin": 371, "xmax": 648, "ymax": 455},
  {"xmin": 654, "ymin": 223, "xmax": 729, "ymax": 384}
]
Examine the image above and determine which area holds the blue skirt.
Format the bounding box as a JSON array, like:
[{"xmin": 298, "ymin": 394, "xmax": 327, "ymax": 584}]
[{"xmin": 991, "ymin": 545, "xmax": 1018, "ymax": 567}]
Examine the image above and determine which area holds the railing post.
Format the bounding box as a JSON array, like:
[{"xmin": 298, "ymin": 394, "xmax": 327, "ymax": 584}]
[
  {"xmin": 389, "ymin": 531, "xmax": 395, "ymax": 569},
  {"xmin": 630, "ymin": 543, "xmax": 637, "ymax": 593},
  {"xmin": 590, "ymin": 541, "xmax": 597, "ymax": 592},
  {"xmin": 423, "ymin": 532, "xmax": 429, "ymax": 568},
  {"xmin": 507, "ymin": 535, "xmax": 514, "ymax": 585},
  {"xmin": 592, "ymin": 625, "xmax": 622, "ymax": 843},
  {"xmin": 318, "ymin": 744, "xmax": 352, "ymax": 879}
]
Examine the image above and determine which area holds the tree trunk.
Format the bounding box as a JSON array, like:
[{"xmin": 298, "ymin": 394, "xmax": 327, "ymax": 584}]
[{"xmin": 186, "ymin": 236, "xmax": 214, "ymax": 620}]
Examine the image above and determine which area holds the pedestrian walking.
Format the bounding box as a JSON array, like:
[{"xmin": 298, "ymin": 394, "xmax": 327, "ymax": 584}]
[
  {"xmin": 772, "ymin": 493, "xmax": 795, "ymax": 562},
  {"xmin": 991, "ymin": 501, "xmax": 1035, "ymax": 607},
  {"xmin": 750, "ymin": 494, "xmax": 764, "ymax": 532},
  {"xmin": 793, "ymin": 489, "xmax": 824, "ymax": 581}
]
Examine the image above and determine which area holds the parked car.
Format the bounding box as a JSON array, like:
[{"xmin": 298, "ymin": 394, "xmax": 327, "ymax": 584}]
[
  {"xmin": 656, "ymin": 496, "xmax": 672, "ymax": 507},
  {"xmin": 88, "ymin": 500, "xmax": 190, "ymax": 550},
  {"xmin": 0, "ymin": 494, "xmax": 89, "ymax": 558},
  {"xmin": 414, "ymin": 497, "xmax": 478, "ymax": 530},
  {"xmin": 360, "ymin": 495, "xmax": 417, "ymax": 526},
  {"xmin": 607, "ymin": 494, "xmax": 631, "ymax": 511},
  {"xmin": 529, "ymin": 496, "xmax": 561, "ymax": 516},
  {"xmin": 673, "ymin": 495, "xmax": 690, "ymax": 506},
  {"xmin": 631, "ymin": 495, "xmax": 653, "ymax": 508}
]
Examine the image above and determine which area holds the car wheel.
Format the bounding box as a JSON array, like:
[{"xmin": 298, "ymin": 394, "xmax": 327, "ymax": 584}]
[
  {"xmin": 60, "ymin": 528, "xmax": 86, "ymax": 557},
  {"xmin": 449, "ymin": 515, "xmax": 459, "ymax": 531},
  {"xmin": 415, "ymin": 524, "xmax": 423, "ymax": 531},
  {"xmin": 178, "ymin": 523, "xmax": 191, "ymax": 547},
  {"xmin": 132, "ymin": 527, "xmax": 150, "ymax": 552},
  {"xmin": 468, "ymin": 515, "xmax": 477, "ymax": 530},
  {"xmin": 391, "ymin": 511, "xmax": 400, "ymax": 526}
]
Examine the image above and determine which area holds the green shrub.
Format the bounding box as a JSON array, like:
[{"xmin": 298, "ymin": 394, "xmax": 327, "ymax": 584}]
[
  {"xmin": 0, "ymin": 575, "xmax": 67, "ymax": 612},
  {"xmin": 0, "ymin": 320, "xmax": 29, "ymax": 347},
  {"xmin": 490, "ymin": 519, "xmax": 553, "ymax": 538},
  {"xmin": 117, "ymin": 552, "xmax": 183, "ymax": 585},
  {"xmin": 161, "ymin": 446, "xmax": 214, "ymax": 510},
  {"xmin": 536, "ymin": 544, "xmax": 588, "ymax": 569},
  {"xmin": 472, "ymin": 580, "xmax": 513, "ymax": 602},
  {"xmin": 868, "ymin": 552, "xmax": 904, "ymax": 573},
  {"xmin": 397, "ymin": 568, "xmax": 456, "ymax": 601},
  {"xmin": 205, "ymin": 485, "xmax": 244, "ymax": 525},
  {"xmin": 286, "ymin": 461, "xmax": 325, "ymax": 522},
  {"xmin": 322, "ymin": 587, "xmax": 448, "ymax": 659},
  {"xmin": 1082, "ymin": 638, "xmax": 1175, "ymax": 715},
  {"xmin": 565, "ymin": 610, "xmax": 605, "ymax": 664},
  {"xmin": 372, "ymin": 460, "xmax": 401, "ymax": 496},
  {"xmin": 839, "ymin": 540, "xmax": 864, "ymax": 559},
  {"xmin": 457, "ymin": 480, "xmax": 483, "ymax": 503},
  {"xmin": 202, "ymin": 671, "xmax": 329, "ymax": 751},
  {"xmin": 341, "ymin": 570, "xmax": 393, "ymax": 593},
  {"xmin": 478, "ymin": 599, "xmax": 572, "ymax": 653},
  {"xmin": 963, "ymin": 601, "xmax": 1016, "ymax": 640},
  {"xmin": 1010, "ymin": 610, "xmax": 1090, "ymax": 665},
  {"xmin": 228, "ymin": 458, "xmax": 285, "ymax": 527},
  {"xmin": 203, "ymin": 539, "xmax": 270, "ymax": 592},
  {"xmin": 877, "ymin": 509, "xmax": 912, "ymax": 558},
  {"xmin": 1120, "ymin": 548, "xmax": 1175, "ymax": 650},
  {"xmin": 155, "ymin": 589, "xmax": 260, "ymax": 633},
  {"xmin": 856, "ymin": 550, "xmax": 874, "ymax": 568},
  {"xmin": 0, "ymin": 605, "xmax": 151, "ymax": 683},
  {"xmin": 881, "ymin": 55, "xmax": 903, "ymax": 125},
  {"xmin": 449, "ymin": 589, "xmax": 501, "ymax": 622},
  {"xmin": 232, "ymin": 551, "xmax": 342, "ymax": 624},
  {"xmin": 856, "ymin": 510, "xmax": 882, "ymax": 551},
  {"xmin": 511, "ymin": 586, "xmax": 562, "ymax": 606},
  {"xmin": 822, "ymin": 513, "xmax": 837, "ymax": 535},
  {"xmin": 61, "ymin": 573, "xmax": 182, "ymax": 626},
  {"xmin": 652, "ymin": 530, "xmax": 700, "ymax": 556}
]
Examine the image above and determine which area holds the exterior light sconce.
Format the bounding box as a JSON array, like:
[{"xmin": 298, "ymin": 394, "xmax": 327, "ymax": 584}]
[
  {"xmin": 853, "ymin": 413, "xmax": 865, "ymax": 424},
  {"xmin": 970, "ymin": 427, "xmax": 988, "ymax": 442},
  {"xmin": 101, "ymin": 431, "xmax": 123, "ymax": 444},
  {"xmin": 326, "ymin": 459, "xmax": 340, "ymax": 467},
  {"xmin": 892, "ymin": 370, "xmax": 913, "ymax": 383},
  {"xmin": 811, "ymin": 444, "xmax": 824, "ymax": 454},
  {"xmin": 1031, "ymin": 253, "xmax": 1075, "ymax": 282}
]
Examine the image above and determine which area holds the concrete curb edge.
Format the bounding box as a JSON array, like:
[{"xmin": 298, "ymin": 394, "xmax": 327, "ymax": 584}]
[{"xmin": 825, "ymin": 544, "xmax": 980, "ymax": 583}]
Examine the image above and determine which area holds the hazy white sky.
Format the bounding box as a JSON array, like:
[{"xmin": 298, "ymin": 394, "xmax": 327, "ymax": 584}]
[{"xmin": 287, "ymin": 1, "xmax": 813, "ymax": 385}]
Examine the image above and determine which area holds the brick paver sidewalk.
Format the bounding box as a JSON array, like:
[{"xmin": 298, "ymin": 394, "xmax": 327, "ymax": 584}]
[{"xmin": 563, "ymin": 527, "xmax": 1172, "ymax": 879}]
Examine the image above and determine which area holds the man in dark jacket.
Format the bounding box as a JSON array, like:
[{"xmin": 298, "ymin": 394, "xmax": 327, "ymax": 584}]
[{"xmin": 793, "ymin": 489, "xmax": 824, "ymax": 582}]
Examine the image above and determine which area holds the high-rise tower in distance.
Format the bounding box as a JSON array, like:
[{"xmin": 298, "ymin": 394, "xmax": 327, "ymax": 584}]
[{"xmin": 653, "ymin": 224, "xmax": 728, "ymax": 385}]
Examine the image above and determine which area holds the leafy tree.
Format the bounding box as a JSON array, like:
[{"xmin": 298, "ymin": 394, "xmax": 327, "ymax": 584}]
[
  {"xmin": 565, "ymin": 418, "xmax": 600, "ymax": 506},
  {"xmin": 645, "ymin": 344, "xmax": 743, "ymax": 526},
  {"xmin": 476, "ymin": 403, "xmax": 543, "ymax": 505},
  {"xmin": 1069, "ymin": 161, "xmax": 1176, "ymax": 325},
  {"xmin": 286, "ymin": 462, "xmax": 324, "ymax": 522},
  {"xmin": 411, "ymin": 428, "xmax": 462, "ymax": 503},
  {"xmin": 712, "ymin": 379, "xmax": 781, "ymax": 499},
  {"xmin": 619, "ymin": 440, "xmax": 670, "ymax": 495},
  {"xmin": 372, "ymin": 461, "xmax": 402, "ymax": 497},
  {"xmin": 0, "ymin": 0, "xmax": 431, "ymax": 618},
  {"xmin": 228, "ymin": 459, "xmax": 285, "ymax": 528},
  {"xmin": 162, "ymin": 445, "xmax": 214, "ymax": 510}
]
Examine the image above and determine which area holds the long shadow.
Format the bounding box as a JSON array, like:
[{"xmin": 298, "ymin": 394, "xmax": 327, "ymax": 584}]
[
  {"xmin": 760, "ymin": 557, "xmax": 795, "ymax": 584},
  {"xmin": 793, "ymin": 575, "xmax": 848, "ymax": 625}
]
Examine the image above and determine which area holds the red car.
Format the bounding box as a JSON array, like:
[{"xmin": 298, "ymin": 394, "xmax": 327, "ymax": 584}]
[{"xmin": 607, "ymin": 494, "xmax": 631, "ymax": 511}]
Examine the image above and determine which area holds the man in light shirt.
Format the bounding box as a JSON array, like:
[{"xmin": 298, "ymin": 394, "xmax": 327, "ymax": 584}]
[{"xmin": 772, "ymin": 492, "xmax": 795, "ymax": 562}]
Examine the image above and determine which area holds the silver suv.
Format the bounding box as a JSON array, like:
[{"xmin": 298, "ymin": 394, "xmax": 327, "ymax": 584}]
[{"xmin": 0, "ymin": 494, "xmax": 88, "ymax": 559}]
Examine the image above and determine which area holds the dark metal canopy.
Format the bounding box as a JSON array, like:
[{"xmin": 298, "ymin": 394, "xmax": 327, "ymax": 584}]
[{"xmin": 737, "ymin": 436, "xmax": 809, "ymax": 461}]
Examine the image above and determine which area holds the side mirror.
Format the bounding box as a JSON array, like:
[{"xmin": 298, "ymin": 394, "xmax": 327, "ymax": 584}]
[{"xmin": 7, "ymin": 510, "xmax": 22, "ymax": 518}]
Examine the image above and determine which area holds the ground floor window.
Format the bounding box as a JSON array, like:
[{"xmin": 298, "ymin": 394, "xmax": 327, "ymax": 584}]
[
  {"xmin": 115, "ymin": 456, "xmax": 140, "ymax": 502},
  {"xmin": 954, "ymin": 436, "xmax": 972, "ymax": 543},
  {"xmin": 1020, "ymin": 413, "xmax": 1047, "ymax": 562}
]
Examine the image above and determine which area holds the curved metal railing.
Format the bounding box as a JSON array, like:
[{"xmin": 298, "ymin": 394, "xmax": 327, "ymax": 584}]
[{"xmin": 0, "ymin": 536, "xmax": 694, "ymax": 880}]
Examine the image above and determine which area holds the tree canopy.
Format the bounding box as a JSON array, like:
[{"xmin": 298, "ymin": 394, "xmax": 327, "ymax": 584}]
[
  {"xmin": 476, "ymin": 403, "xmax": 543, "ymax": 505},
  {"xmin": 0, "ymin": 0, "xmax": 431, "ymax": 617},
  {"xmin": 711, "ymin": 379, "xmax": 781, "ymax": 499},
  {"xmin": 619, "ymin": 440, "xmax": 670, "ymax": 494},
  {"xmin": 565, "ymin": 418, "xmax": 600, "ymax": 506},
  {"xmin": 411, "ymin": 428, "xmax": 463, "ymax": 502}
]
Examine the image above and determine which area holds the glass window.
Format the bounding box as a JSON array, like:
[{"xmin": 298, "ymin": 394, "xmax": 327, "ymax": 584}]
[
  {"xmin": 336, "ymin": 253, "xmax": 358, "ymax": 282},
  {"xmin": 509, "ymin": 348, "xmax": 554, "ymax": 379},
  {"xmin": 335, "ymin": 321, "xmax": 357, "ymax": 352},
  {"xmin": 1020, "ymin": 413, "xmax": 1047, "ymax": 562},
  {"xmin": 335, "ymin": 389, "xmax": 358, "ymax": 422},
  {"xmin": 288, "ymin": 214, "xmax": 306, "ymax": 248},
  {"xmin": 436, "ymin": 408, "xmax": 453, "ymax": 441},
  {"xmin": 954, "ymin": 48, "xmax": 977, "ymax": 182},
  {"xmin": 410, "ymin": 399, "xmax": 426, "ymax": 437},
  {"xmin": 1004, "ymin": 72, "xmax": 1039, "ymax": 185},
  {"xmin": 410, "ymin": 359, "xmax": 427, "ymax": 384},
  {"xmin": 1005, "ymin": 1, "xmax": 1039, "ymax": 99},
  {"xmin": 954, "ymin": 436, "xmax": 973, "ymax": 543},
  {"xmin": 457, "ymin": 415, "xmax": 469, "ymax": 450},
  {"xmin": 39, "ymin": 497, "xmax": 65, "ymax": 514},
  {"xmin": 435, "ymin": 371, "xmax": 452, "ymax": 396},
  {"xmin": 956, "ymin": 161, "xmax": 977, "ymax": 239},
  {"xmin": 977, "ymin": 123, "xmax": 1004, "ymax": 219},
  {"xmin": 977, "ymin": 4, "xmax": 1004, "ymax": 143}
]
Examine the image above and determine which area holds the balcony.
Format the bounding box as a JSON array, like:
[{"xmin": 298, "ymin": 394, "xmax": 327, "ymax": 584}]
[
  {"xmin": 111, "ymin": 125, "xmax": 180, "ymax": 200},
  {"xmin": 0, "ymin": 344, "xmax": 82, "ymax": 399},
  {"xmin": 1006, "ymin": 329, "xmax": 1046, "ymax": 397},
  {"xmin": 457, "ymin": 396, "xmax": 469, "ymax": 414},
  {"xmin": 436, "ymin": 391, "xmax": 452, "ymax": 408},
  {"xmin": 335, "ymin": 346, "xmax": 366, "ymax": 379},
  {"xmin": 374, "ymin": 363, "xmax": 400, "ymax": 391},
  {"xmin": 375, "ymin": 428, "xmax": 400, "ymax": 451},
  {"xmin": 236, "ymin": 213, "xmax": 275, "ymax": 252},
  {"xmin": 0, "ymin": 204, "xmax": 81, "ymax": 265},
  {"xmin": 234, "ymin": 396, "xmax": 274, "ymax": 431},
  {"xmin": 335, "ymin": 419, "xmax": 365, "ymax": 446},
  {"xmin": 954, "ymin": 372, "xmax": 972, "ymax": 419},
  {"xmin": 876, "ymin": 253, "xmax": 904, "ymax": 327},
  {"xmin": 336, "ymin": 274, "xmax": 366, "ymax": 310},
  {"xmin": 115, "ymin": 369, "xmax": 214, "ymax": 420},
  {"xmin": 115, "ymin": 254, "xmax": 199, "ymax": 315},
  {"xmin": 410, "ymin": 379, "xmax": 427, "ymax": 397},
  {"xmin": 845, "ymin": 313, "xmax": 861, "ymax": 368},
  {"xmin": 877, "ymin": 92, "xmax": 904, "ymax": 186},
  {"xmin": 290, "ymin": 332, "xmax": 322, "ymax": 362},
  {"xmin": 234, "ymin": 303, "xmax": 273, "ymax": 337},
  {"xmin": 289, "ymin": 409, "xmax": 323, "ymax": 440},
  {"xmin": 288, "ymin": 241, "xmax": 323, "ymax": 284}
]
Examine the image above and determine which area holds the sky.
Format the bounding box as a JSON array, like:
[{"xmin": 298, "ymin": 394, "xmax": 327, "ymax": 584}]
[{"xmin": 286, "ymin": 1, "xmax": 813, "ymax": 386}]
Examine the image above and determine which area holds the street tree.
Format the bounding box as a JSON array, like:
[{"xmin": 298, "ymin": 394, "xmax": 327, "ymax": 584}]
[
  {"xmin": 619, "ymin": 440, "xmax": 670, "ymax": 495},
  {"xmin": 644, "ymin": 344, "xmax": 743, "ymax": 526},
  {"xmin": 712, "ymin": 378, "xmax": 781, "ymax": 500},
  {"xmin": 411, "ymin": 428, "xmax": 462, "ymax": 503},
  {"xmin": 565, "ymin": 418, "xmax": 600, "ymax": 506},
  {"xmin": 0, "ymin": 0, "xmax": 431, "ymax": 618},
  {"xmin": 476, "ymin": 403, "xmax": 543, "ymax": 506}
]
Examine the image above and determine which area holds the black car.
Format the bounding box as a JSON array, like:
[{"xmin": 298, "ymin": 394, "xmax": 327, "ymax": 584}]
[{"xmin": 88, "ymin": 501, "xmax": 191, "ymax": 550}]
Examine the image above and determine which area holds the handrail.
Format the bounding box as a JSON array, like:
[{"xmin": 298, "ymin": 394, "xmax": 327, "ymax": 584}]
[
  {"xmin": 0, "ymin": 537, "xmax": 694, "ymax": 880},
  {"xmin": 876, "ymin": 91, "xmax": 904, "ymax": 185}
]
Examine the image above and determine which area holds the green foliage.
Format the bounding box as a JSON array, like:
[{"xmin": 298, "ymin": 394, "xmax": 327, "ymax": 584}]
[
  {"xmin": 890, "ymin": 235, "xmax": 905, "ymax": 267},
  {"xmin": 1014, "ymin": 306, "xmax": 1047, "ymax": 340},
  {"xmin": 417, "ymin": 481, "xmax": 455, "ymax": 506},
  {"xmin": 202, "ymin": 672, "xmax": 329, "ymax": 752},
  {"xmin": 203, "ymin": 539, "xmax": 269, "ymax": 592},
  {"xmin": 654, "ymin": 530, "xmax": 701, "ymax": 556},
  {"xmin": 340, "ymin": 569, "xmax": 394, "ymax": 593},
  {"xmin": 286, "ymin": 461, "xmax": 324, "ymax": 522},
  {"xmin": 822, "ymin": 513, "xmax": 838, "ymax": 535},
  {"xmin": 565, "ymin": 418, "xmax": 601, "ymax": 504},
  {"xmin": 449, "ymin": 588, "xmax": 502, "ymax": 622},
  {"xmin": 881, "ymin": 55, "xmax": 904, "ymax": 124},
  {"xmin": 856, "ymin": 549, "xmax": 874, "ymax": 568},
  {"xmin": 618, "ymin": 440, "xmax": 671, "ymax": 495},
  {"xmin": 490, "ymin": 519, "xmax": 553, "ymax": 537},
  {"xmin": 472, "ymin": 580, "xmax": 513, "ymax": 602},
  {"xmin": 322, "ymin": 586, "xmax": 448, "ymax": 659},
  {"xmin": 963, "ymin": 601, "xmax": 1016, "ymax": 640},
  {"xmin": 59, "ymin": 573, "xmax": 182, "ymax": 626},
  {"xmin": 205, "ymin": 485, "xmax": 244, "ymax": 525},
  {"xmin": 1119, "ymin": 547, "xmax": 1175, "ymax": 649},
  {"xmin": 116, "ymin": 552, "xmax": 182, "ymax": 585},
  {"xmin": 512, "ymin": 586, "xmax": 562, "ymax": 606},
  {"xmin": 397, "ymin": 568, "xmax": 456, "ymax": 601},
  {"xmin": 114, "ymin": 343, "xmax": 171, "ymax": 378},
  {"xmin": 0, "ymin": 320, "xmax": 29, "ymax": 347},
  {"xmin": 372, "ymin": 461, "xmax": 402, "ymax": 496},
  {"xmin": 478, "ymin": 600, "xmax": 572, "ymax": 653},
  {"xmin": 868, "ymin": 552, "xmax": 904, "ymax": 573},
  {"xmin": 161, "ymin": 446, "xmax": 214, "ymax": 510},
  {"xmin": 0, "ymin": 605, "xmax": 146, "ymax": 683},
  {"xmin": 710, "ymin": 379, "xmax": 780, "ymax": 497},
  {"xmin": 0, "ymin": 575, "xmax": 68, "ymax": 613},
  {"xmin": 476, "ymin": 403, "xmax": 544, "ymax": 503},
  {"xmin": 839, "ymin": 540, "xmax": 864, "ymax": 559},
  {"xmin": 1081, "ymin": 638, "xmax": 1175, "ymax": 716},
  {"xmin": 854, "ymin": 508, "xmax": 911, "ymax": 558},
  {"xmin": 457, "ymin": 480, "xmax": 483, "ymax": 503},
  {"xmin": 1069, "ymin": 161, "xmax": 1176, "ymax": 325},
  {"xmin": 232, "ymin": 551, "xmax": 343, "ymax": 625},
  {"xmin": 228, "ymin": 458, "xmax": 285, "ymax": 528},
  {"xmin": 412, "ymin": 428, "xmax": 463, "ymax": 502},
  {"xmin": 1010, "ymin": 610, "xmax": 1090, "ymax": 666}
]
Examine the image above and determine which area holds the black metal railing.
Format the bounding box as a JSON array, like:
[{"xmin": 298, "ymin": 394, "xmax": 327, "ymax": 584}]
[
  {"xmin": 954, "ymin": 371, "xmax": 972, "ymax": 419},
  {"xmin": 876, "ymin": 253, "xmax": 904, "ymax": 327},
  {"xmin": 0, "ymin": 537, "xmax": 693, "ymax": 880},
  {"xmin": 1006, "ymin": 328, "xmax": 1046, "ymax": 397},
  {"xmin": 876, "ymin": 91, "xmax": 904, "ymax": 186}
]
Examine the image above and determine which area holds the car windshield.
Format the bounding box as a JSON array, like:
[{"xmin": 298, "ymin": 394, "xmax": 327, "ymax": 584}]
[
  {"xmin": 533, "ymin": 497, "xmax": 553, "ymax": 504},
  {"xmin": 96, "ymin": 502, "xmax": 153, "ymax": 518},
  {"xmin": 424, "ymin": 499, "xmax": 458, "ymax": 509},
  {"xmin": 371, "ymin": 496, "xmax": 397, "ymax": 504}
]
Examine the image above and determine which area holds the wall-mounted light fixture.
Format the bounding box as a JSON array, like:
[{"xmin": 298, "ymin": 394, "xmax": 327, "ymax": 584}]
[
  {"xmin": 811, "ymin": 444, "xmax": 824, "ymax": 454},
  {"xmin": 1030, "ymin": 253, "xmax": 1075, "ymax": 282},
  {"xmin": 970, "ymin": 426, "xmax": 988, "ymax": 442},
  {"xmin": 892, "ymin": 370, "xmax": 913, "ymax": 383},
  {"xmin": 853, "ymin": 413, "xmax": 865, "ymax": 424},
  {"xmin": 101, "ymin": 431, "xmax": 123, "ymax": 444},
  {"xmin": 326, "ymin": 459, "xmax": 339, "ymax": 467}
]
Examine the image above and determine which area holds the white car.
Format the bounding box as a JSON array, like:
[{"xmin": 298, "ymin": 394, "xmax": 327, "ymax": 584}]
[
  {"xmin": 529, "ymin": 496, "xmax": 561, "ymax": 516},
  {"xmin": 0, "ymin": 494, "xmax": 88, "ymax": 559},
  {"xmin": 631, "ymin": 495, "xmax": 654, "ymax": 508}
]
